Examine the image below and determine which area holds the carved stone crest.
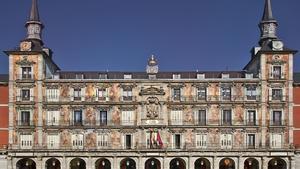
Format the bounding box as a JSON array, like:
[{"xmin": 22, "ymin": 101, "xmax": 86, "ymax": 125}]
[
  {"xmin": 139, "ymin": 86, "xmax": 165, "ymax": 96},
  {"xmin": 146, "ymin": 97, "xmax": 159, "ymax": 119}
]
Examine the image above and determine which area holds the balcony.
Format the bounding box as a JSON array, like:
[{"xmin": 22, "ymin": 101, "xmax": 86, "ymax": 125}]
[
  {"xmin": 16, "ymin": 120, "xmax": 35, "ymax": 128},
  {"xmin": 269, "ymin": 95, "xmax": 287, "ymax": 102},
  {"xmin": 16, "ymin": 96, "xmax": 35, "ymax": 103},
  {"xmin": 15, "ymin": 74, "xmax": 35, "ymax": 82},
  {"xmin": 168, "ymin": 95, "xmax": 260, "ymax": 103}
]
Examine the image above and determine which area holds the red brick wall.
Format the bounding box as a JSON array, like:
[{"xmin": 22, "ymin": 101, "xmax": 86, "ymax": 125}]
[
  {"xmin": 294, "ymin": 86, "xmax": 300, "ymax": 147},
  {"xmin": 0, "ymin": 85, "xmax": 8, "ymax": 147}
]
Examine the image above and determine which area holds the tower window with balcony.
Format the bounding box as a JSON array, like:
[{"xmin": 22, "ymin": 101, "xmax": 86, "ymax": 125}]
[
  {"xmin": 221, "ymin": 87, "xmax": 231, "ymax": 101},
  {"xmin": 122, "ymin": 88, "xmax": 133, "ymax": 101},
  {"xmin": 222, "ymin": 109, "xmax": 232, "ymax": 125},
  {"xmin": 73, "ymin": 110, "xmax": 83, "ymax": 126},
  {"xmin": 272, "ymin": 110, "xmax": 282, "ymax": 126},
  {"xmin": 20, "ymin": 111, "xmax": 31, "ymax": 126},
  {"xmin": 196, "ymin": 134, "xmax": 207, "ymax": 148},
  {"xmin": 196, "ymin": 110, "xmax": 206, "ymax": 125},
  {"xmin": 99, "ymin": 111, "xmax": 107, "ymax": 126},
  {"xmin": 170, "ymin": 110, "xmax": 183, "ymax": 125},
  {"xmin": 197, "ymin": 87, "xmax": 206, "ymax": 100},
  {"xmin": 172, "ymin": 88, "xmax": 181, "ymax": 101},
  {"xmin": 246, "ymin": 86, "xmax": 257, "ymax": 100},
  {"xmin": 21, "ymin": 89, "xmax": 30, "ymax": 101},
  {"xmin": 246, "ymin": 110, "xmax": 256, "ymax": 125},
  {"xmin": 221, "ymin": 134, "xmax": 232, "ymax": 149},
  {"xmin": 125, "ymin": 134, "xmax": 132, "ymax": 149},
  {"xmin": 271, "ymin": 89, "xmax": 283, "ymax": 101},
  {"xmin": 21, "ymin": 67, "xmax": 32, "ymax": 79},
  {"xmin": 97, "ymin": 133, "xmax": 109, "ymax": 148},
  {"xmin": 247, "ymin": 134, "xmax": 255, "ymax": 149},
  {"xmin": 20, "ymin": 134, "xmax": 32, "ymax": 149},
  {"xmin": 272, "ymin": 66, "xmax": 282, "ymax": 79}
]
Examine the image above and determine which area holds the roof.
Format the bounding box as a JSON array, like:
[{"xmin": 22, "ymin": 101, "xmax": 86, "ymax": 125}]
[
  {"xmin": 262, "ymin": 0, "xmax": 275, "ymax": 22},
  {"xmin": 58, "ymin": 71, "xmax": 246, "ymax": 80},
  {"xmin": 294, "ymin": 73, "xmax": 300, "ymax": 84},
  {"xmin": 29, "ymin": 0, "xmax": 40, "ymax": 22},
  {"xmin": 0, "ymin": 74, "xmax": 8, "ymax": 83}
]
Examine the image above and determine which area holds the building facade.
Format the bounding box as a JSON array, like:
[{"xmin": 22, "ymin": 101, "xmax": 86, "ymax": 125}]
[
  {"xmin": 293, "ymin": 73, "xmax": 300, "ymax": 166},
  {"xmin": 0, "ymin": 75, "xmax": 9, "ymax": 167},
  {"xmin": 3, "ymin": 0, "xmax": 299, "ymax": 169}
]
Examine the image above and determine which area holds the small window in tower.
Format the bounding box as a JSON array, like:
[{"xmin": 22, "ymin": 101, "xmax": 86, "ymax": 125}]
[
  {"xmin": 124, "ymin": 74, "xmax": 132, "ymax": 79},
  {"xmin": 75, "ymin": 74, "xmax": 84, "ymax": 79}
]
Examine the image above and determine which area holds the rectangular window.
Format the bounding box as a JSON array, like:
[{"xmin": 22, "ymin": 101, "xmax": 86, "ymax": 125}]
[
  {"xmin": 122, "ymin": 88, "xmax": 133, "ymax": 101},
  {"xmin": 222, "ymin": 109, "xmax": 232, "ymax": 125},
  {"xmin": 47, "ymin": 135, "xmax": 59, "ymax": 149},
  {"xmin": 73, "ymin": 110, "xmax": 83, "ymax": 126},
  {"xmin": 21, "ymin": 89, "xmax": 30, "ymax": 101},
  {"xmin": 97, "ymin": 134, "xmax": 109, "ymax": 148},
  {"xmin": 72, "ymin": 134, "xmax": 84, "ymax": 149},
  {"xmin": 272, "ymin": 66, "xmax": 282, "ymax": 79},
  {"xmin": 20, "ymin": 134, "xmax": 32, "ymax": 149},
  {"xmin": 73, "ymin": 88, "xmax": 82, "ymax": 101},
  {"xmin": 173, "ymin": 88, "xmax": 181, "ymax": 101},
  {"xmin": 124, "ymin": 74, "xmax": 132, "ymax": 79},
  {"xmin": 125, "ymin": 134, "xmax": 132, "ymax": 149},
  {"xmin": 272, "ymin": 89, "xmax": 283, "ymax": 101},
  {"xmin": 46, "ymin": 88, "xmax": 59, "ymax": 102},
  {"xmin": 247, "ymin": 134, "xmax": 255, "ymax": 149},
  {"xmin": 173, "ymin": 74, "xmax": 181, "ymax": 79},
  {"xmin": 196, "ymin": 134, "xmax": 207, "ymax": 148},
  {"xmin": 170, "ymin": 110, "xmax": 182, "ymax": 125},
  {"xmin": 197, "ymin": 110, "xmax": 206, "ymax": 125},
  {"xmin": 75, "ymin": 74, "xmax": 84, "ymax": 79},
  {"xmin": 246, "ymin": 86, "xmax": 257, "ymax": 100},
  {"xmin": 272, "ymin": 111, "xmax": 282, "ymax": 126},
  {"xmin": 122, "ymin": 111, "xmax": 134, "ymax": 125},
  {"xmin": 97, "ymin": 88, "xmax": 107, "ymax": 101},
  {"xmin": 47, "ymin": 111, "xmax": 60, "ymax": 126},
  {"xmin": 99, "ymin": 111, "xmax": 107, "ymax": 126},
  {"xmin": 197, "ymin": 87, "xmax": 206, "ymax": 100},
  {"xmin": 246, "ymin": 110, "xmax": 256, "ymax": 125},
  {"xmin": 270, "ymin": 134, "xmax": 282, "ymax": 148},
  {"xmin": 99, "ymin": 74, "xmax": 107, "ymax": 79},
  {"xmin": 220, "ymin": 134, "xmax": 232, "ymax": 149},
  {"xmin": 21, "ymin": 67, "xmax": 32, "ymax": 79},
  {"xmin": 221, "ymin": 87, "xmax": 231, "ymax": 101},
  {"xmin": 20, "ymin": 111, "xmax": 30, "ymax": 126},
  {"xmin": 174, "ymin": 134, "xmax": 181, "ymax": 149}
]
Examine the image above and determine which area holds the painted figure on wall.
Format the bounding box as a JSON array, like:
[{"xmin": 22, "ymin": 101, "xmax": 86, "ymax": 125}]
[
  {"xmin": 60, "ymin": 84, "xmax": 69, "ymax": 100},
  {"xmin": 234, "ymin": 130, "xmax": 243, "ymax": 147},
  {"xmin": 85, "ymin": 132, "xmax": 96, "ymax": 148},
  {"xmin": 85, "ymin": 106, "xmax": 96, "ymax": 125},
  {"xmin": 86, "ymin": 84, "xmax": 95, "ymax": 101},
  {"xmin": 112, "ymin": 106, "xmax": 120, "ymax": 125},
  {"xmin": 110, "ymin": 84, "xmax": 119, "ymax": 102},
  {"xmin": 185, "ymin": 129, "xmax": 193, "ymax": 147},
  {"xmin": 61, "ymin": 130, "xmax": 71, "ymax": 147},
  {"xmin": 184, "ymin": 106, "xmax": 193, "ymax": 123},
  {"xmin": 111, "ymin": 130, "xmax": 121, "ymax": 148},
  {"xmin": 61, "ymin": 105, "xmax": 70, "ymax": 125}
]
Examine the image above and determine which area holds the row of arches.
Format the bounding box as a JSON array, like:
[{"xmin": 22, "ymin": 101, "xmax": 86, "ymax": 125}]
[{"xmin": 16, "ymin": 157, "xmax": 287, "ymax": 169}]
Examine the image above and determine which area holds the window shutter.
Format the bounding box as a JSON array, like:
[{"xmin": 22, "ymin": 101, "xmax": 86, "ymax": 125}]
[
  {"xmin": 281, "ymin": 65, "xmax": 284, "ymax": 79},
  {"xmin": 180, "ymin": 88, "xmax": 183, "ymax": 101},
  {"xmin": 30, "ymin": 88, "xmax": 34, "ymax": 101},
  {"xmin": 282, "ymin": 88, "xmax": 286, "ymax": 101},
  {"xmin": 231, "ymin": 86, "xmax": 235, "ymax": 101},
  {"xmin": 270, "ymin": 66, "xmax": 273, "ymax": 78},
  {"xmin": 106, "ymin": 88, "xmax": 109, "ymax": 101},
  {"xmin": 95, "ymin": 88, "xmax": 99, "ymax": 101},
  {"xmin": 120, "ymin": 88, "xmax": 124, "ymax": 101},
  {"xmin": 81, "ymin": 87, "xmax": 86, "ymax": 101},
  {"xmin": 269, "ymin": 88, "xmax": 272, "ymax": 101},
  {"xmin": 17, "ymin": 89, "xmax": 21, "ymax": 101},
  {"xmin": 70, "ymin": 88, "xmax": 74, "ymax": 101}
]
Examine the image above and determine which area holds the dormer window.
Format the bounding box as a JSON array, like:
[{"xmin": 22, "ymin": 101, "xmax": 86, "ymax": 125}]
[
  {"xmin": 245, "ymin": 73, "xmax": 253, "ymax": 79},
  {"xmin": 75, "ymin": 74, "xmax": 84, "ymax": 79},
  {"xmin": 21, "ymin": 67, "xmax": 32, "ymax": 79},
  {"xmin": 197, "ymin": 74, "xmax": 205, "ymax": 79},
  {"xmin": 124, "ymin": 74, "xmax": 132, "ymax": 79},
  {"xmin": 222, "ymin": 74, "xmax": 230, "ymax": 79},
  {"xmin": 99, "ymin": 74, "xmax": 108, "ymax": 79},
  {"xmin": 173, "ymin": 74, "xmax": 181, "ymax": 79}
]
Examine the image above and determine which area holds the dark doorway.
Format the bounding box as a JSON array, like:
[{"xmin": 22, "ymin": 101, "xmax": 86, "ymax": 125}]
[
  {"xmin": 45, "ymin": 158, "xmax": 61, "ymax": 169},
  {"xmin": 219, "ymin": 158, "xmax": 235, "ymax": 169},
  {"xmin": 268, "ymin": 158, "xmax": 287, "ymax": 169},
  {"xmin": 120, "ymin": 158, "xmax": 136, "ymax": 169},
  {"xmin": 195, "ymin": 158, "xmax": 211, "ymax": 169},
  {"xmin": 169, "ymin": 158, "xmax": 186, "ymax": 169},
  {"xmin": 16, "ymin": 158, "xmax": 36, "ymax": 169},
  {"xmin": 70, "ymin": 158, "xmax": 86, "ymax": 169},
  {"xmin": 244, "ymin": 158, "xmax": 259, "ymax": 169},
  {"xmin": 145, "ymin": 158, "xmax": 161, "ymax": 169},
  {"xmin": 95, "ymin": 158, "xmax": 111, "ymax": 169}
]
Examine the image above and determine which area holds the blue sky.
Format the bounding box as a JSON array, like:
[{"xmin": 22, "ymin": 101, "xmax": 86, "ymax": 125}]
[{"xmin": 0, "ymin": 0, "xmax": 299, "ymax": 73}]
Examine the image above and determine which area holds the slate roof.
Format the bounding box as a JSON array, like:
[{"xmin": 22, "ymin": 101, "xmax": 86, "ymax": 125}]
[{"xmin": 0, "ymin": 74, "xmax": 8, "ymax": 83}]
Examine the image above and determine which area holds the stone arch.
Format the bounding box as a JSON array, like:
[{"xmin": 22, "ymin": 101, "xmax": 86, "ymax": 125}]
[
  {"xmin": 145, "ymin": 158, "xmax": 161, "ymax": 169},
  {"xmin": 219, "ymin": 158, "xmax": 235, "ymax": 169},
  {"xmin": 268, "ymin": 158, "xmax": 287, "ymax": 169},
  {"xmin": 95, "ymin": 158, "xmax": 111, "ymax": 169},
  {"xmin": 169, "ymin": 158, "xmax": 186, "ymax": 169},
  {"xmin": 120, "ymin": 158, "xmax": 136, "ymax": 169},
  {"xmin": 45, "ymin": 158, "xmax": 61, "ymax": 169},
  {"xmin": 194, "ymin": 158, "xmax": 211, "ymax": 169},
  {"xmin": 16, "ymin": 158, "xmax": 36, "ymax": 169},
  {"xmin": 244, "ymin": 158, "xmax": 259, "ymax": 169},
  {"xmin": 70, "ymin": 158, "xmax": 86, "ymax": 169}
]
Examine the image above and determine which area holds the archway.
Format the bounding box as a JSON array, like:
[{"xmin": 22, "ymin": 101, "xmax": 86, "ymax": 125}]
[
  {"xmin": 16, "ymin": 158, "xmax": 36, "ymax": 169},
  {"xmin": 268, "ymin": 158, "xmax": 287, "ymax": 169},
  {"xmin": 169, "ymin": 158, "xmax": 186, "ymax": 169},
  {"xmin": 45, "ymin": 158, "xmax": 61, "ymax": 169},
  {"xmin": 195, "ymin": 158, "xmax": 211, "ymax": 169},
  {"xmin": 95, "ymin": 158, "xmax": 111, "ymax": 169},
  {"xmin": 219, "ymin": 158, "xmax": 235, "ymax": 169},
  {"xmin": 244, "ymin": 158, "xmax": 259, "ymax": 169},
  {"xmin": 145, "ymin": 158, "xmax": 161, "ymax": 169},
  {"xmin": 120, "ymin": 158, "xmax": 136, "ymax": 169},
  {"xmin": 70, "ymin": 158, "xmax": 86, "ymax": 169}
]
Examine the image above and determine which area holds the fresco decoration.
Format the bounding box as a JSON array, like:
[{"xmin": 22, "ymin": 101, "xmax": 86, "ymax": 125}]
[
  {"xmin": 211, "ymin": 105, "xmax": 219, "ymax": 124},
  {"xmin": 184, "ymin": 106, "xmax": 193, "ymax": 123},
  {"xmin": 185, "ymin": 129, "xmax": 194, "ymax": 147},
  {"xmin": 34, "ymin": 129, "xmax": 38, "ymax": 146},
  {"xmin": 60, "ymin": 84, "xmax": 70, "ymax": 100},
  {"xmin": 209, "ymin": 129, "xmax": 219, "ymax": 145},
  {"xmin": 234, "ymin": 106, "xmax": 244, "ymax": 123},
  {"xmin": 184, "ymin": 84, "xmax": 193, "ymax": 101},
  {"xmin": 61, "ymin": 130, "xmax": 71, "ymax": 147},
  {"xmin": 85, "ymin": 132, "xmax": 96, "ymax": 148},
  {"xmin": 234, "ymin": 130, "xmax": 243, "ymax": 147},
  {"xmin": 139, "ymin": 86, "xmax": 165, "ymax": 96},
  {"xmin": 13, "ymin": 131, "xmax": 18, "ymax": 144},
  {"xmin": 235, "ymin": 83, "xmax": 243, "ymax": 100},
  {"xmin": 110, "ymin": 84, "xmax": 119, "ymax": 102},
  {"xmin": 112, "ymin": 106, "xmax": 121, "ymax": 125},
  {"xmin": 111, "ymin": 130, "xmax": 121, "ymax": 148},
  {"xmin": 85, "ymin": 106, "xmax": 96, "ymax": 125},
  {"xmin": 146, "ymin": 97, "xmax": 159, "ymax": 119},
  {"xmin": 61, "ymin": 105, "xmax": 70, "ymax": 125},
  {"xmin": 85, "ymin": 84, "xmax": 95, "ymax": 101}
]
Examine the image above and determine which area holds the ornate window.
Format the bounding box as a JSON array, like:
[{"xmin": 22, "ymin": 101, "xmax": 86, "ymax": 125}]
[
  {"xmin": 121, "ymin": 111, "xmax": 134, "ymax": 125},
  {"xmin": 20, "ymin": 134, "xmax": 33, "ymax": 149},
  {"xmin": 47, "ymin": 134, "xmax": 59, "ymax": 149},
  {"xmin": 247, "ymin": 134, "xmax": 255, "ymax": 149},
  {"xmin": 221, "ymin": 86, "xmax": 231, "ymax": 101},
  {"xmin": 46, "ymin": 110, "xmax": 60, "ymax": 126},
  {"xmin": 46, "ymin": 88, "xmax": 59, "ymax": 102},
  {"xmin": 246, "ymin": 110, "xmax": 256, "ymax": 125},
  {"xmin": 72, "ymin": 134, "xmax": 84, "ymax": 149},
  {"xmin": 21, "ymin": 67, "xmax": 32, "ymax": 79},
  {"xmin": 170, "ymin": 110, "xmax": 183, "ymax": 125},
  {"xmin": 245, "ymin": 86, "xmax": 257, "ymax": 101},
  {"xmin": 221, "ymin": 109, "xmax": 232, "ymax": 125},
  {"xmin": 270, "ymin": 133, "xmax": 282, "ymax": 148},
  {"xmin": 97, "ymin": 133, "xmax": 109, "ymax": 148},
  {"xmin": 220, "ymin": 134, "xmax": 232, "ymax": 149},
  {"xmin": 195, "ymin": 134, "xmax": 207, "ymax": 148}
]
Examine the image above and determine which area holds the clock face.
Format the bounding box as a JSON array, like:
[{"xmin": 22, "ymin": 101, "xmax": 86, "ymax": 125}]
[
  {"xmin": 147, "ymin": 66, "xmax": 158, "ymax": 73},
  {"xmin": 20, "ymin": 41, "xmax": 32, "ymax": 51},
  {"xmin": 272, "ymin": 41, "xmax": 284, "ymax": 50}
]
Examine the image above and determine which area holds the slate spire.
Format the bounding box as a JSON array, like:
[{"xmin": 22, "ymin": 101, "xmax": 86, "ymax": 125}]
[
  {"xmin": 25, "ymin": 0, "xmax": 44, "ymax": 43},
  {"xmin": 259, "ymin": 0, "xmax": 278, "ymax": 46}
]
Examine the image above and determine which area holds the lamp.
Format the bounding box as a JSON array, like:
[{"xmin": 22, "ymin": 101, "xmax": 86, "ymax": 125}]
[
  {"xmin": 274, "ymin": 160, "xmax": 277, "ymax": 166},
  {"xmin": 102, "ymin": 161, "xmax": 105, "ymax": 166},
  {"xmin": 151, "ymin": 160, "xmax": 154, "ymax": 166},
  {"xmin": 200, "ymin": 161, "xmax": 204, "ymax": 166},
  {"xmin": 77, "ymin": 161, "xmax": 80, "ymax": 166},
  {"xmin": 248, "ymin": 160, "xmax": 252, "ymax": 166},
  {"xmin": 126, "ymin": 161, "xmax": 130, "ymax": 166},
  {"xmin": 25, "ymin": 161, "xmax": 29, "ymax": 166},
  {"xmin": 176, "ymin": 161, "xmax": 179, "ymax": 166},
  {"xmin": 52, "ymin": 160, "xmax": 56, "ymax": 166}
]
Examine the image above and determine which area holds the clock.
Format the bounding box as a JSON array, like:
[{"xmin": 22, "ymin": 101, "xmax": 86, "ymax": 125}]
[
  {"xmin": 147, "ymin": 65, "xmax": 158, "ymax": 74},
  {"xmin": 20, "ymin": 41, "xmax": 32, "ymax": 51},
  {"xmin": 272, "ymin": 41, "xmax": 284, "ymax": 50}
]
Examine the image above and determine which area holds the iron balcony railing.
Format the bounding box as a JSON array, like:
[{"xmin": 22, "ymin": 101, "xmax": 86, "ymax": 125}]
[
  {"xmin": 43, "ymin": 120, "xmax": 137, "ymax": 128},
  {"xmin": 169, "ymin": 95, "xmax": 261, "ymax": 102},
  {"xmin": 43, "ymin": 96, "xmax": 137, "ymax": 102},
  {"xmin": 15, "ymin": 74, "xmax": 35, "ymax": 81}
]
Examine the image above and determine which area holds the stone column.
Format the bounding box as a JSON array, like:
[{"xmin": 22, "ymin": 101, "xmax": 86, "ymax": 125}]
[
  {"xmin": 213, "ymin": 157, "xmax": 218, "ymax": 169},
  {"xmin": 138, "ymin": 156, "xmax": 144, "ymax": 169},
  {"xmin": 262, "ymin": 157, "xmax": 268, "ymax": 169},
  {"xmin": 291, "ymin": 157, "xmax": 296, "ymax": 169},
  {"xmin": 113, "ymin": 157, "xmax": 118, "ymax": 169}
]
